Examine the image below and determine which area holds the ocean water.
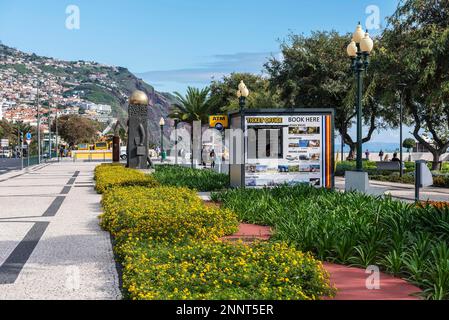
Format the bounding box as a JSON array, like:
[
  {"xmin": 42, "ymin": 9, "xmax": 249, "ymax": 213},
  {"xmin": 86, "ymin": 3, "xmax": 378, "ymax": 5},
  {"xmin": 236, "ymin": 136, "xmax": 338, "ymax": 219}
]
[{"xmin": 337, "ymin": 142, "xmax": 404, "ymax": 153}]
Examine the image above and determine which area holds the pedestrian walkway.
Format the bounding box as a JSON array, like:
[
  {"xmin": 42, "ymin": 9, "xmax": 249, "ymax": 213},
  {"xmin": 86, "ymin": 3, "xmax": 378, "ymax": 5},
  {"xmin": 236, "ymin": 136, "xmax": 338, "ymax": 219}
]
[
  {"xmin": 0, "ymin": 162, "xmax": 121, "ymax": 300},
  {"xmin": 335, "ymin": 177, "xmax": 449, "ymax": 202}
]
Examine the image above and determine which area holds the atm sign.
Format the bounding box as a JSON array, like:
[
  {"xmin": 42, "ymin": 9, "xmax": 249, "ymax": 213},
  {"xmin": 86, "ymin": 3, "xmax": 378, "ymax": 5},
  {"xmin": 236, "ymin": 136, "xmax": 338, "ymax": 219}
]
[{"xmin": 209, "ymin": 115, "xmax": 229, "ymax": 130}]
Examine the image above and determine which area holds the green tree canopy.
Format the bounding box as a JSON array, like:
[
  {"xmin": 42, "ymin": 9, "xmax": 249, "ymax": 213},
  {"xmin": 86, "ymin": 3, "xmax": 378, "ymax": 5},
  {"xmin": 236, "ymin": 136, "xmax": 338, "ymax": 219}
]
[
  {"xmin": 379, "ymin": 0, "xmax": 449, "ymax": 169},
  {"xmin": 265, "ymin": 31, "xmax": 390, "ymax": 155},
  {"xmin": 54, "ymin": 115, "xmax": 101, "ymax": 146},
  {"xmin": 403, "ymin": 138, "xmax": 416, "ymax": 151},
  {"xmin": 208, "ymin": 73, "xmax": 281, "ymax": 113},
  {"xmin": 169, "ymin": 87, "xmax": 212, "ymax": 124}
]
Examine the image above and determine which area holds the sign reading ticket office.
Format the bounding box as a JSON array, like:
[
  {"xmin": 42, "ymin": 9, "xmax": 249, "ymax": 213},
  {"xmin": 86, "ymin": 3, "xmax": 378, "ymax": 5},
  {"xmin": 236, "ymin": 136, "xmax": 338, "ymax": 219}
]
[{"xmin": 244, "ymin": 114, "xmax": 333, "ymax": 188}]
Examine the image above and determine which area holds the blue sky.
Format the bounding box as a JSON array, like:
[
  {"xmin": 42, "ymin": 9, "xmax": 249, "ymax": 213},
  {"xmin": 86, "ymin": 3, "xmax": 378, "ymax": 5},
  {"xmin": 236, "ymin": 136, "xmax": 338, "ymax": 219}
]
[{"xmin": 0, "ymin": 0, "xmax": 410, "ymax": 144}]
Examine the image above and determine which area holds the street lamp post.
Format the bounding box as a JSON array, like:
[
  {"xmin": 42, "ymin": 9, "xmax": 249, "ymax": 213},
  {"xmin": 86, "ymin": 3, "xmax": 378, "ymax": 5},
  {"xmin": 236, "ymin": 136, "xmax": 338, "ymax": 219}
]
[
  {"xmin": 237, "ymin": 81, "xmax": 250, "ymax": 187},
  {"xmin": 55, "ymin": 105, "xmax": 59, "ymax": 162},
  {"xmin": 346, "ymin": 23, "xmax": 374, "ymax": 172},
  {"xmin": 48, "ymin": 111, "xmax": 52, "ymax": 161},
  {"xmin": 174, "ymin": 119, "xmax": 179, "ymax": 165},
  {"xmin": 398, "ymin": 83, "xmax": 406, "ymax": 177},
  {"xmin": 36, "ymin": 81, "xmax": 42, "ymax": 164},
  {"xmin": 159, "ymin": 117, "xmax": 165, "ymax": 163}
]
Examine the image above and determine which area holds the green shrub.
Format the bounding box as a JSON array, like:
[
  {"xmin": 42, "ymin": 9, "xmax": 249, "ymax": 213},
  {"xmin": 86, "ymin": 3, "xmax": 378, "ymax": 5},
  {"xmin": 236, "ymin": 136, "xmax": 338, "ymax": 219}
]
[
  {"xmin": 94, "ymin": 164, "xmax": 159, "ymax": 193},
  {"xmin": 119, "ymin": 238, "xmax": 335, "ymax": 300},
  {"xmin": 153, "ymin": 165, "xmax": 229, "ymax": 191},
  {"xmin": 335, "ymin": 161, "xmax": 377, "ymax": 176},
  {"xmin": 441, "ymin": 162, "xmax": 449, "ymax": 174},
  {"xmin": 101, "ymin": 186, "xmax": 238, "ymax": 243},
  {"xmin": 433, "ymin": 175, "xmax": 449, "ymax": 188},
  {"xmin": 212, "ymin": 185, "xmax": 449, "ymax": 299},
  {"xmin": 336, "ymin": 161, "xmax": 415, "ymax": 176},
  {"xmin": 370, "ymin": 173, "xmax": 415, "ymax": 184}
]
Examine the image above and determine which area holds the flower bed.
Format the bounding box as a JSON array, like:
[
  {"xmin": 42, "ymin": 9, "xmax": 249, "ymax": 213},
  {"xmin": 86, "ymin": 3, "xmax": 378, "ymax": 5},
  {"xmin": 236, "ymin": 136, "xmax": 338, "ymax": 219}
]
[
  {"xmin": 96, "ymin": 165, "xmax": 333, "ymax": 300},
  {"xmin": 101, "ymin": 186, "xmax": 238, "ymax": 242},
  {"xmin": 212, "ymin": 185, "xmax": 449, "ymax": 300},
  {"xmin": 119, "ymin": 238, "xmax": 335, "ymax": 300},
  {"xmin": 419, "ymin": 201, "xmax": 449, "ymax": 210},
  {"xmin": 153, "ymin": 165, "xmax": 229, "ymax": 191},
  {"xmin": 94, "ymin": 164, "xmax": 159, "ymax": 194}
]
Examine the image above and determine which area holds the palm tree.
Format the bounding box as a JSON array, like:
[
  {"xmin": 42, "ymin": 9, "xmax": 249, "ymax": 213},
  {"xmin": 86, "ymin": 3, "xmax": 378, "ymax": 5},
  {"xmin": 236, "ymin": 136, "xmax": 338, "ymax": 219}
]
[{"xmin": 169, "ymin": 87, "xmax": 211, "ymax": 167}]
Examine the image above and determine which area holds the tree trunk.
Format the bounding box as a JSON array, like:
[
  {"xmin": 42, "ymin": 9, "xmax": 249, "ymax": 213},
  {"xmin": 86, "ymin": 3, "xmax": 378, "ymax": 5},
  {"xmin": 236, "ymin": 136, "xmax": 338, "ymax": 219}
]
[
  {"xmin": 346, "ymin": 143, "xmax": 356, "ymax": 161},
  {"xmin": 431, "ymin": 151, "xmax": 441, "ymax": 171}
]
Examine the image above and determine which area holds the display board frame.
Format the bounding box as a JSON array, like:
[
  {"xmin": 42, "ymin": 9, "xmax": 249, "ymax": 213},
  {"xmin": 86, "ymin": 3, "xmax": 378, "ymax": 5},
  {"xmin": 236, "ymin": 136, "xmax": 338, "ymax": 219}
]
[{"xmin": 228, "ymin": 108, "xmax": 335, "ymax": 189}]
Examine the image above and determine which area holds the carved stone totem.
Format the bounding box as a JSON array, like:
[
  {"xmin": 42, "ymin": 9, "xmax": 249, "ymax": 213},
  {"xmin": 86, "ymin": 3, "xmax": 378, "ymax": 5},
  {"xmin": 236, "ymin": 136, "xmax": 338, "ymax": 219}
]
[{"xmin": 127, "ymin": 90, "xmax": 150, "ymax": 169}]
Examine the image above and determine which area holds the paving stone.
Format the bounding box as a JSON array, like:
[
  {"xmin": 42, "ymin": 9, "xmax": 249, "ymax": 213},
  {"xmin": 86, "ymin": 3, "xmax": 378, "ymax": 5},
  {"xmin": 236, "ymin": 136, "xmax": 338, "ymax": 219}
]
[{"xmin": 0, "ymin": 162, "xmax": 121, "ymax": 300}]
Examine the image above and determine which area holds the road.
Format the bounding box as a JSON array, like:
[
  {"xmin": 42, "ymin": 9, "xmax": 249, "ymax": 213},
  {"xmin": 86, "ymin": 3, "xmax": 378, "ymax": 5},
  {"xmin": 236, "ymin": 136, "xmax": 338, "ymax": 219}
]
[
  {"xmin": 0, "ymin": 162, "xmax": 121, "ymax": 299},
  {"xmin": 0, "ymin": 158, "xmax": 22, "ymax": 175}
]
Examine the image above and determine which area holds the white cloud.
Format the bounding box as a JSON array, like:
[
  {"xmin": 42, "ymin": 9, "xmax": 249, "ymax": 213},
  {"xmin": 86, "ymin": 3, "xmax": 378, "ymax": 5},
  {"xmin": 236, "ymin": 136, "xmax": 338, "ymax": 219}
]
[{"xmin": 136, "ymin": 52, "xmax": 278, "ymax": 87}]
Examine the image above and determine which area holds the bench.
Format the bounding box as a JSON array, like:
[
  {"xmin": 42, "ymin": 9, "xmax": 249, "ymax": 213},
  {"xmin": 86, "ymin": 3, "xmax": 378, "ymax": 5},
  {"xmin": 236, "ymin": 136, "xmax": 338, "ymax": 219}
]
[{"xmin": 376, "ymin": 161, "xmax": 401, "ymax": 171}]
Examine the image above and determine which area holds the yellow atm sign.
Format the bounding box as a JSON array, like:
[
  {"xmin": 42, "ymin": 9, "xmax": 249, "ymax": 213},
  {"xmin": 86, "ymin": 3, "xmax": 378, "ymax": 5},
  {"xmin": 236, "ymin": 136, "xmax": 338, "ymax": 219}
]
[{"xmin": 209, "ymin": 115, "xmax": 229, "ymax": 130}]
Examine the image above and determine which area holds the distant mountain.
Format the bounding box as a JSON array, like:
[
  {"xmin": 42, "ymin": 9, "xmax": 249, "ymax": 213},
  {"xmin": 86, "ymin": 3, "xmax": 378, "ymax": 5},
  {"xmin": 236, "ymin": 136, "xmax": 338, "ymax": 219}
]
[{"xmin": 0, "ymin": 43, "xmax": 177, "ymax": 144}]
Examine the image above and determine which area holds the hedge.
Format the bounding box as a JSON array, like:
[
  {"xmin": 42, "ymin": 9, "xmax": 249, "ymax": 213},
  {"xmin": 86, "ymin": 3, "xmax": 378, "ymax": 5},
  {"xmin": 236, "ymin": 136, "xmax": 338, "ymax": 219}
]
[
  {"xmin": 119, "ymin": 238, "xmax": 335, "ymax": 300},
  {"xmin": 101, "ymin": 186, "xmax": 239, "ymax": 243},
  {"xmin": 153, "ymin": 165, "xmax": 229, "ymax": 191},
  {"xmin": 94, "ymin": 164, "xmax": 159, "ymax": 194}
]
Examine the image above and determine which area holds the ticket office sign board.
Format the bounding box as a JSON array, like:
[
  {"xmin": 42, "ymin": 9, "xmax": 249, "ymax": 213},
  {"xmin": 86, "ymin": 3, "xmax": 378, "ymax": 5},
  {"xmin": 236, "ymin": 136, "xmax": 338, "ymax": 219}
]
[{"xmin": 244, "ymin": 111, "xmax": 334, "ymax": 189}]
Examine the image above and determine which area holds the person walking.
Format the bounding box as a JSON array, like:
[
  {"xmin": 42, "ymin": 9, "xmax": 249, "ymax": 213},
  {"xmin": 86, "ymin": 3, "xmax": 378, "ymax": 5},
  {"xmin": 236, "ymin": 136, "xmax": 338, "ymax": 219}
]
[{"xmin": 379, "ymin": 150, "xmax": 384, "ymax": 161}]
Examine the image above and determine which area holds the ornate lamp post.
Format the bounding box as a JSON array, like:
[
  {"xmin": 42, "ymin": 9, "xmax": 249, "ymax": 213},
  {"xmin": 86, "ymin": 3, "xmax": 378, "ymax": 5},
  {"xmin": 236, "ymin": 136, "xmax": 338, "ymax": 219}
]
[
  {"xmin": 237, "ymin": 81, "xmax": 250, "ymax": 112},
  {"xmin": 159, "ymin": 117, "xmax": 166, "ymax": 163},
  {"xmin": 398, "ymin": 83, "xmax": 406, "ymax": 177},
  {"xmin": 346, "ymin": 23, "xmax": 374, "ymax": 171},
  {"xmin": 36, "ymin": 80, "xmax": 42, "ymax": 164},
  {"xmin": 237, "ymin": 81, "xmax": 249, "ymax": 186}
]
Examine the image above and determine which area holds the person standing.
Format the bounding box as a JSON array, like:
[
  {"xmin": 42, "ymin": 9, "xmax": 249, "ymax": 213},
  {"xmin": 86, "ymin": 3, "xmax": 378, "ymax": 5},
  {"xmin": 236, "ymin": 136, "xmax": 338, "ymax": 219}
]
[
  {"xmin": 210, "ymin": 149, "xmax": 216, "ymax": 169},
  {"xmin": 365, "ymin": 149, "xmax": 370, "ymax": 161},
  {"xmin": 379, "ymin": 150, "xmax": 384, "ymax": 161}
]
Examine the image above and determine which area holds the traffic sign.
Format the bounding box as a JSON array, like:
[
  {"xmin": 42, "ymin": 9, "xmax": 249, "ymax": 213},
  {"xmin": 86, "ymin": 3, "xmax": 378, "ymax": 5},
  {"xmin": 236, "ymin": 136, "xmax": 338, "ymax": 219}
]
[{"xmin": 26, "ymin": 132, "xmax": 32, "ymax": 140}]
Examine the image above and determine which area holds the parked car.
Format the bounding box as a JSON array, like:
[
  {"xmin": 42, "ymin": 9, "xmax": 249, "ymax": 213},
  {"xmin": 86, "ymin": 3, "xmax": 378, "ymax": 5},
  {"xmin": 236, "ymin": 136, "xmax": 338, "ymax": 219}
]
[{"xmin": 120, "ymin": 146, "xmax": 127, "ymax": 160}]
